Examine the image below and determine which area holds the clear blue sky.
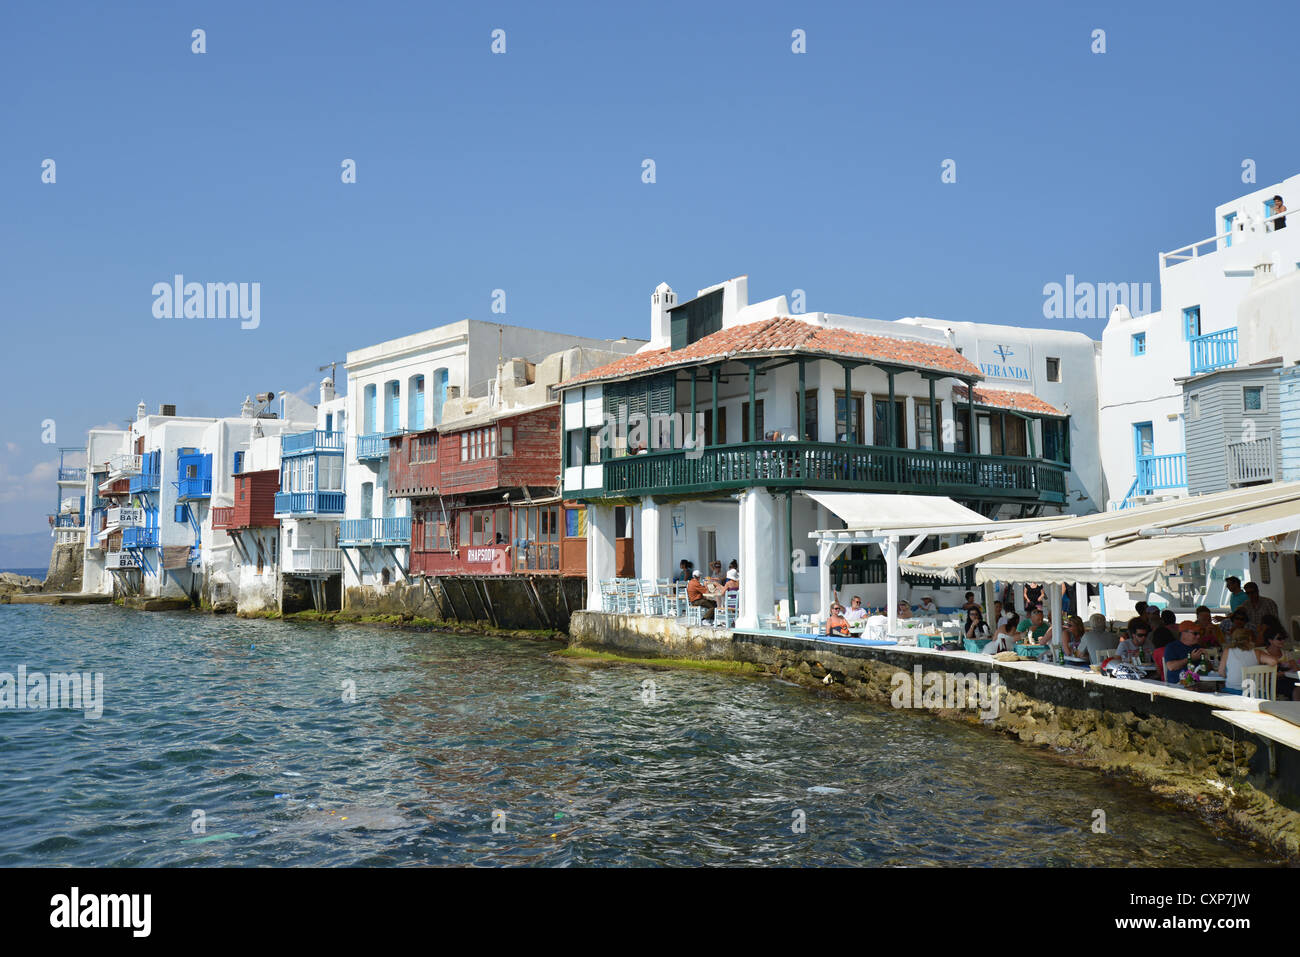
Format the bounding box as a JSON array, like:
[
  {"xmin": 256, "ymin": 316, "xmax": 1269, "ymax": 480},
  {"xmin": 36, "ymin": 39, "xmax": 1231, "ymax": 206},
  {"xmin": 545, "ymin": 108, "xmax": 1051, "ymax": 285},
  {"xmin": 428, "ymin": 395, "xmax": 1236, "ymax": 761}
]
[{"xmin": 2, "ymin": 0, "xmax": 1298, "ymax": 534}]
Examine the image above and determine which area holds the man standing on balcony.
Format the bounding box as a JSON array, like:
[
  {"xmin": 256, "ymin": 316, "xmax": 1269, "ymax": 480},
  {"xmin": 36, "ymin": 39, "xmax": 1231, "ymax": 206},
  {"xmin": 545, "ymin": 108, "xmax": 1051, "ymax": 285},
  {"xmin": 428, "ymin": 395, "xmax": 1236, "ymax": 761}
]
[{"xmin": 1271, "ymin": 195, "xmax": 1286, "ymax": 231}]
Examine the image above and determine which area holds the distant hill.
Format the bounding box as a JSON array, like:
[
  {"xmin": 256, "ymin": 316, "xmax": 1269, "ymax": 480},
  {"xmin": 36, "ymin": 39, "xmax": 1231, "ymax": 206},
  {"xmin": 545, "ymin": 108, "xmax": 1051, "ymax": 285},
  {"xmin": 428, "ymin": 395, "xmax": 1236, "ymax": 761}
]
[{"xmin": 0, "ymin": 532, "xmax": 52, "ymax": 570}]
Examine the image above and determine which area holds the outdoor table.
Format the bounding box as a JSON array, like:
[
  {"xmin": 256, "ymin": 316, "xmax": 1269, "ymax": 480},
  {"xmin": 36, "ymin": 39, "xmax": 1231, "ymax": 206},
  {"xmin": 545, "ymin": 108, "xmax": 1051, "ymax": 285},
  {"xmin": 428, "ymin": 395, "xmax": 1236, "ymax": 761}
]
[{"xmin": 1063, "ymin": 655, "xmax": 1089, "ymax": 666}]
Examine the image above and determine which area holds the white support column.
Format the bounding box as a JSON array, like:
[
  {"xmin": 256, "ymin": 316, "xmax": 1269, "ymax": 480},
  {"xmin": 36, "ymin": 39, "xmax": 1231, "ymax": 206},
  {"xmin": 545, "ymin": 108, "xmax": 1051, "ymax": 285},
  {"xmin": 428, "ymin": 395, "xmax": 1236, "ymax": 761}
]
[
  {"xmin": 640, "ymin": 499, "xmax": 661, "ymax": 582},
  {"xmin": 885, "ymin": 536, "xmax": 899, "ymax": 635},
  {"xmin": 983, "ymin": 579, "xmax": 997, "ymax": 617},
  {"xmin": 1075, "ymin": 581, "xmax": 1089, "ymax": 617},
  {"xmin": 586, "ymin": 504, "xmax": 616, "ymax": 611},
  {"xmin": 737, "ymin": 489, "xmax": 776, "ymax": 629},
  {"xmin": 818, "ymin": 539, "xmax": 834, "ymax": 619}
]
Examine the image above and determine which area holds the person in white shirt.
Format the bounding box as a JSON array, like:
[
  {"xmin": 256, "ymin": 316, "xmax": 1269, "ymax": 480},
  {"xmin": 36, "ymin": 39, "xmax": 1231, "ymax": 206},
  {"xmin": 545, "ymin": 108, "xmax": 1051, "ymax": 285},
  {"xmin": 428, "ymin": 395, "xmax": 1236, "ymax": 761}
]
[
  {"xmin": 843, "ymin": 596, "xmax": 868, "ymax": 625},
  {"xmin": 983, "ymin": 613, "xmax": 1020, "ymax": 654},
  {"xmin": 917, "ymin": 596, "xmax": 939, "ymax": 616}
]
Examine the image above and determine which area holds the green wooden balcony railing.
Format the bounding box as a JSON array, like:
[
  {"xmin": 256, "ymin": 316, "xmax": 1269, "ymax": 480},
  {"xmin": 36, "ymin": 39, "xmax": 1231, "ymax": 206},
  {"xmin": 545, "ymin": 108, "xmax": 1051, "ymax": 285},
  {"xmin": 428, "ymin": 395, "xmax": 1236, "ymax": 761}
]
[{"xmin": 599, "ymin": 441, "xmax": 1068, "ymax": 503}]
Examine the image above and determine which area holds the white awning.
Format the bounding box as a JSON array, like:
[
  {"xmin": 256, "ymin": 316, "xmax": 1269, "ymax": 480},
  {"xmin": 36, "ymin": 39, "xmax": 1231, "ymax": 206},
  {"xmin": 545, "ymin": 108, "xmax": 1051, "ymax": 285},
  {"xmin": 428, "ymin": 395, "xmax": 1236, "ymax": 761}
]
[
  {"xmin": 973, "ymin": 535, "xmax": 1215, "ymax": 588},
  {"xmin": 898, "ymin": 535, "xmax": 1036, "ymax": 581},
  {"xmin": 804, "ymin": 492, "xmax": 989, "ymax": 532}
]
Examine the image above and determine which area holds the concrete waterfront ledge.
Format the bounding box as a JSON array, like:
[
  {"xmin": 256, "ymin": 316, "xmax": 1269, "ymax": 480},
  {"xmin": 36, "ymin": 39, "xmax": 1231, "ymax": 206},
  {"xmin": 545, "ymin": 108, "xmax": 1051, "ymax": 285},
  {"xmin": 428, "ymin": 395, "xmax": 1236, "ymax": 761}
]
[
  {"xmin": 8, "ymin": 592, "xmax": 112, "ymax": 605},
  {"xmin": 568, "ymin": 610, "xmax": 1300, "ymax": 858}
]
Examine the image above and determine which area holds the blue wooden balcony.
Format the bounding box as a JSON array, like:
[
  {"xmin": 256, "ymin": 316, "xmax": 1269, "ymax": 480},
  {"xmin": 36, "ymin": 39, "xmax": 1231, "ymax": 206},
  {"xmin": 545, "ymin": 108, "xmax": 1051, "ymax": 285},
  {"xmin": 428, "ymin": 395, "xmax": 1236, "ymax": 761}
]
[
  {"xmin": 1136, "ymin": 453, "xmax": 1186, "ymax": 494},
  {"xmin": 50, "ymin": 513, "xmax": 84, "ymax": 528},
  {"xmin": 356, "ymin": 432, "xmax": 400, "ymax": 461},
  {"xmin": 177, "ymin": 477, "xmax": 212, "ymax": 500},
  {"xmin": 122, "ymin": 526, "xmax": 159, "ymax": 549},
  {"xmin": 274, "ymin": 491, "xmax": 345, "ymax": 516},
  {"xmin": 282, "ymin": 430, "xmax": 344, "ymax": 456},
  {"xmin": 340, "ymin": 517, "xmax": 411, "ymax": 546},
  {"xmin": 130, "ymin": 471, "xmax": 161, "ymax": 493},
  {"xmin": 595, "ymin": 441, "xmax": 1069, "ymax": 505},
  {"xmin": 1189, "ymin": 328, "xmax": 1237, "ymax": 374},
  {"xmin": 58, "ymin": 466, "xmax": 86, "ymax": 483}
]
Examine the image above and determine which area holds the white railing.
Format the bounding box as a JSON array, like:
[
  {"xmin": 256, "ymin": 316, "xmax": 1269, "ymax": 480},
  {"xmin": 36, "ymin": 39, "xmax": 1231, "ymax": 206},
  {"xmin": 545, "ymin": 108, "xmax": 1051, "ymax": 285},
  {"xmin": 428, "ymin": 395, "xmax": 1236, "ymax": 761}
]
[
  {"xmin": 284, "ymin": 547, "xmax": 343, "ymax": 574},
  {"xmin": 1228, "ymin": 435, "xmax": 1276, "ymax": 485},
  {"xmin": 54, "ymin": 528, "xmax": 85, "ymax": 545},
  {"xmin": 107, "ymin": 453, "xmax": 142, "ymax": 476},
  {"xmin": 1162, "ymin": 208, "xmax": 1290, "ymax": 268}
]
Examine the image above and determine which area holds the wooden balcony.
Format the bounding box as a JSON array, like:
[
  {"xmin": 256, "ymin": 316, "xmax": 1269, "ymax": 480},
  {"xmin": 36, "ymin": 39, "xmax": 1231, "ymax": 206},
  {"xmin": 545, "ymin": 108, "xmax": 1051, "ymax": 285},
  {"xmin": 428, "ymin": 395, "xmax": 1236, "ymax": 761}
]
[
  {"xmin": 211, "ymin": 506, "xmax": 236, "ymax": 529},
  {"xmin": 340, "ymin": 517, "xmax": 411, "ymax": 546},
  {"xmin": 1228, "ymin": 435, "xmax": 1276, "ymax": 486},
  {"xmin": 283, "ymin": 547, "xmax": 343, "ymax": 575},
  {"xmin": 594, "ymin": 441, "xmax": 1068, "ymax": 505}
]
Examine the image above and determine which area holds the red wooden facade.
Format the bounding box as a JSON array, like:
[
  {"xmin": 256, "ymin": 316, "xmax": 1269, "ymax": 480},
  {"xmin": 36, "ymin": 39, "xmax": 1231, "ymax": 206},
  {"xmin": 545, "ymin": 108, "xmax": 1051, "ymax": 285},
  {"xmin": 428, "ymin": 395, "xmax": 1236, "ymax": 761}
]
[
  {"xmin": 212, "ymin": 469, "xmax": 280, "ymax": 530},
  {"xmin": 391, "ymin": 404, "xmax": 631, "ymax": 577}
]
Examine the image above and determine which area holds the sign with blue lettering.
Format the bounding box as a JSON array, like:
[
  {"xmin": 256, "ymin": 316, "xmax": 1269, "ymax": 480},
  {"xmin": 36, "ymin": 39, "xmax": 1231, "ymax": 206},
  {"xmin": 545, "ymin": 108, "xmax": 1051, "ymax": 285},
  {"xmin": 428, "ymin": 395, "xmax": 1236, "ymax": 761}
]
[{"xmin": 977, "ymin": 341, "xmax": 1033, "ymax": 382}]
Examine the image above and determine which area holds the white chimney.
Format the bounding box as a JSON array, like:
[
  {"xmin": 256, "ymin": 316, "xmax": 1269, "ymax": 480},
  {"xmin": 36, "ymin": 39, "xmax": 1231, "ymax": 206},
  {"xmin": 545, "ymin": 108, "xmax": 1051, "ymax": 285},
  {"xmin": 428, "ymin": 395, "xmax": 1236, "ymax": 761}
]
[
  {"xmin": 241, "ymin": 395, "xmax": 256, "ymax": 418},
  {"xmin": 320, "ymin": 377, "xmax": 336, "ymax": 405},
  {"xmin": 650, "ymin": 282, "xmax": 676, "ymax": 348},
  {"xmin": 136, "ymin": 401, "xmax": 148, "ymax": 421}
]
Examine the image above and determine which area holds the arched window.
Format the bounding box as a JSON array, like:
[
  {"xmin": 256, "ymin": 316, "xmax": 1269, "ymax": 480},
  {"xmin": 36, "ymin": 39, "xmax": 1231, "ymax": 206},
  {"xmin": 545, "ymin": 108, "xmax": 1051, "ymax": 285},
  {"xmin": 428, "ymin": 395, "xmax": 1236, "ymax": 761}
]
[
  {"xmin": 384, "ymin": 381, "xmax": 400, "ymax": 432},
  {"xmin": 432, "ymin": 369, "xmax": 449, "ymax": 424},
  {"xmin": 363, "ymin": 384, "xmax": 377, "ymax": 434},
  {"xmin": 409, "ymin": 375, "xmax": 425, "ymax": 431}
]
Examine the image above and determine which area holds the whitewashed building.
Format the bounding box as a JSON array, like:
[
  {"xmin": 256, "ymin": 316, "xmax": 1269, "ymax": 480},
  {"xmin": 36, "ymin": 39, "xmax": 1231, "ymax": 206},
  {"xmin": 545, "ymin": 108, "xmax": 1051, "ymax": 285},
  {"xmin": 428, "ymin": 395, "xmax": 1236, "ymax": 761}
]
[
  {"xmin": 559, "ymin": 276, "xmax": 1090, "ymax": 625},
  {"xmin": 339, "ymin": 320, "xmax": 641, "ymax": 606}
]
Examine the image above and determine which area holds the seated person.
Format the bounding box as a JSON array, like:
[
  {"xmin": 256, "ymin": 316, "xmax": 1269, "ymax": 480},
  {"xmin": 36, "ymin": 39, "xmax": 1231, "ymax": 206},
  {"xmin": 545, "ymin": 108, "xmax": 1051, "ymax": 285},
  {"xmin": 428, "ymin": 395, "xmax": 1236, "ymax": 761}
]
[
  {"xmin": 964, "ymin": 608, "xmax": 991, "ymax": 643},
  {"xmin": 673, "ymin": 559, "xmax": 693, "ymax": 583},
  {"xmin": 983, "ymin": 613, "xmax": 1019, "ymax": 654},
  {"xmin": 896, "ymin": 600, "xmax": 913, "ymax": 620},
  {"xmin": 1115, "ymin": 619, "xmax": 1150, "ymax": 663},
  {"xmin": 1162, "ymin": 627, "xmax": 1207, "ymax": 683},
  {"xmin": 1182, "ymin": 606, "xmax": 1223, "ymax": 646},
  {"xmin": 724, "ymin": 559, "xmax": 740, "ymax": 591},
  {"xmin": 706, "ymin": 560, "xmax": 726, "ymax": 587},
  {"xmin": 1061, "ymin": 615, "xmax": 1085, "ymax": 657},
  {"xmin": 825, "ymin": 602, "xmax": 851, "ymax": 637},
  {"xmin": 685, "ymin": 571, "xmax": 716, "ymax": 621},
  {"xmin": 843, "ymin": 596, "xmax": 868, "ymax": 625},
  {"xmin": 917, "ymin": 595, "xmax": 940, "ymax": 616},
  {"xmin": 1015, "ymin": 608, "xmax": 1050, "ymax": 643},
  {"xmin": 1075, "ymin": 613, "xmax": 1115, "ymax": 663},
  {"xmin": 960, "ymin": 592, "xmax": 980, "ymax": 613}
]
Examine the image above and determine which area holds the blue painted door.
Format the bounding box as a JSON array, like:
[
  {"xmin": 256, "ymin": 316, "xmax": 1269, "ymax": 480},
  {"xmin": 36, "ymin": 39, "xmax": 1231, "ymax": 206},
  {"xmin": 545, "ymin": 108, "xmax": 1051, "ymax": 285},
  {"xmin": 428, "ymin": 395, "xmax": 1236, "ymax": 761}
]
[
  {"xmin": 411, "ymin": 376, "xmax": 425, "ymax": 431},
  {"xmin": 364, "ymin": 385, "xmax": 377, "ymax": 434},
  {"xmin": 386, "ymin": 382, "xmax": 399, "ymax": 432},
  {"xmin": 432, "ymin": 369, "xmax": 448, "ymax": 424}
]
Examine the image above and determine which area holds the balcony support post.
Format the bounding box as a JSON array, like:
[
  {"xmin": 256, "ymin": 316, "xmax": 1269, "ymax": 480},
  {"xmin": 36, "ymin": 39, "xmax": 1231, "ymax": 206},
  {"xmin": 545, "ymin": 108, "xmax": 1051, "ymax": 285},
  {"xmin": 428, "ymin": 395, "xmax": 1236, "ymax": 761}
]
[
  {"xmin": 885, "ymin": 369, "xmax": 894, "ymax": 448},
  {"xmin": 711, "ymin": 366, "xmax": 719, "ymax": 445},
  {"xmin": 798, "ymin": 360, "xmax": 807, "ymax": 441},
  {"xmin": 747, "ymin": 361, "xmax": 757, "ymax": 442},
  {"xmin": 928, "ymin": 377, "xmax": 938, "ymax": 451},
  {"xmin": 689, "ymin": 371, "xmax": 697, "ymax": 449},
  {"xmin": 1027, "ymin": 414, "xmax": 1037, "ymax": 458},
  {"xmin": 968, "ymin": 381, "xmax": 978, "ymax": 453},
  {"xmin": 640, "ymin": 498, "xmax": 662, "ymax": 582}
]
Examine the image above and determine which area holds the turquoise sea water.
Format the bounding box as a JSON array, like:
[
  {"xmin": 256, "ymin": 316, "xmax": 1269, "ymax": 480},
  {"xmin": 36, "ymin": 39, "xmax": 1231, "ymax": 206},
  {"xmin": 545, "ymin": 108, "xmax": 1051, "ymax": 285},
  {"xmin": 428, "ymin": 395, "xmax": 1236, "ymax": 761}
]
[{"xmin": 0, "ymin": 605, "xmax": 1280, "ymax": 866}]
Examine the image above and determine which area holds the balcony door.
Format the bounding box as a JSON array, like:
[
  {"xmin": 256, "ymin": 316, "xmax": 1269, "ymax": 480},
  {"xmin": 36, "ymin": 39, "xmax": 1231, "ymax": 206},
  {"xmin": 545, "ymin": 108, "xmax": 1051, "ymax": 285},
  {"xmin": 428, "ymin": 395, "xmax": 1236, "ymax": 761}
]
[
  {"xmin": 1133, "ymin": 422, "xmax": 1154, "ymax": 462},
  {"xmin": 869, "ymin": 395, "xmax": 900, "ymax": 447}
]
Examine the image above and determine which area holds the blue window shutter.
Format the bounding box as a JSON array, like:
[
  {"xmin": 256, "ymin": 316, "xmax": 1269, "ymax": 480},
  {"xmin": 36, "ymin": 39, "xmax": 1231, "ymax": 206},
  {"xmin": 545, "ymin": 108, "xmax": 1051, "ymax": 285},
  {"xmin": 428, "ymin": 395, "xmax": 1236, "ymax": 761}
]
[
  {"xmin": 233, "ymin": 451, "xmax": 244, "ymax": 474},
  {"xmin": 175, "ymin": 503, "xmax": 188, "ymax": 523}
]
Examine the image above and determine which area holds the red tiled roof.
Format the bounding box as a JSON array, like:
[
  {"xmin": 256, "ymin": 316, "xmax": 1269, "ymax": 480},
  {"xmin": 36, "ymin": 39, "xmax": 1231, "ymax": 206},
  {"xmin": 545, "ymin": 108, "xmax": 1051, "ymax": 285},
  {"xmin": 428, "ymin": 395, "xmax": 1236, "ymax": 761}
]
[
  {"xmin": 559, "ymin": 317, "xmax": 981, "ymax": 387},
  {"xmin": 952, "ymin": 384, "xmax": 1063, "ymax": 417}
]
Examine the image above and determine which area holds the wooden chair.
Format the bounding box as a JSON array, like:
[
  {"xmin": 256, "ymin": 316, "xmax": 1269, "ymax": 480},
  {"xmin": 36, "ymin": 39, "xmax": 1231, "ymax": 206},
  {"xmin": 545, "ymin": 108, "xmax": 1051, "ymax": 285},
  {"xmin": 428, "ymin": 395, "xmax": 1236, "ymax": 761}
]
[
  {"xmin": 1241, "ymin": 664, "xmax": 1277, "ymax": 701},
  {"xmin": 1093, "ymin": 647, "xmax": 1119, "ymax": 666}
]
